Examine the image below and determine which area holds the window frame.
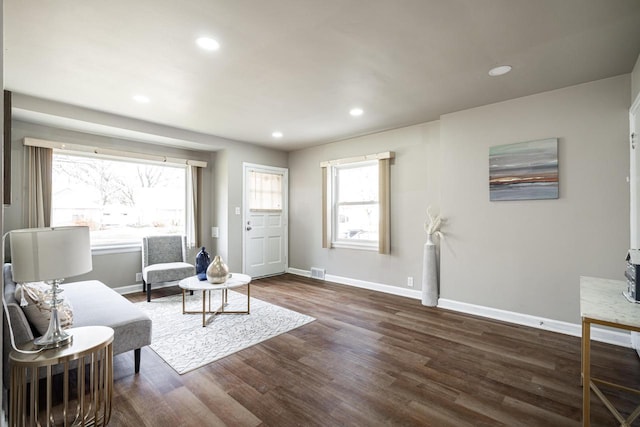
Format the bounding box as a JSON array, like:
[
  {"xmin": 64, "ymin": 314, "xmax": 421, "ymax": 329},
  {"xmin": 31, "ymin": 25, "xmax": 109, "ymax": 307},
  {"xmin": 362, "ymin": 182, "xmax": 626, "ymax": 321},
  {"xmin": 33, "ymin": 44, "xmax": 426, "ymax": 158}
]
[
  {"xmin": 50, "ymin": 150, "xmax": 189, "ymax": 250},
  {"xmin": 330, "ymin": 160, "xmax": 380, "ymax": 251},
  {"xmin": 321, "ymin": 151, "xmax": 393, "ymax": 254}
]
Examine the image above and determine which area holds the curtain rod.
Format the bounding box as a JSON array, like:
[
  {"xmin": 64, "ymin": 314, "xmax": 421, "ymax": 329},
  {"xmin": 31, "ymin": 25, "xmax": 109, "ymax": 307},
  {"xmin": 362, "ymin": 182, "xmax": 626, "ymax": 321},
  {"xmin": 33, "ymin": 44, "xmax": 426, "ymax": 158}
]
[
  {"xmin": 23, "ymin": 137, "xmax": 208, "ymax": 168},
  {"xmin": 320, "ymin": 151, "xmax": 394, "ymax": 167}
]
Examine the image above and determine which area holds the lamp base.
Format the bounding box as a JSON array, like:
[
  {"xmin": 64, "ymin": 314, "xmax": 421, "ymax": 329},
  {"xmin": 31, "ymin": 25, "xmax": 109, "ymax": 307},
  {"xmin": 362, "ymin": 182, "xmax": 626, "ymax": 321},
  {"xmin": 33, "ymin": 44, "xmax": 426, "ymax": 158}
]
[
  {"xmin": 33, "ymin": 279, "xmax": 73, "ymax": 349},
  {"xmin": 34, "ymin": 328, "xmax": 73, "ymax": 349}
]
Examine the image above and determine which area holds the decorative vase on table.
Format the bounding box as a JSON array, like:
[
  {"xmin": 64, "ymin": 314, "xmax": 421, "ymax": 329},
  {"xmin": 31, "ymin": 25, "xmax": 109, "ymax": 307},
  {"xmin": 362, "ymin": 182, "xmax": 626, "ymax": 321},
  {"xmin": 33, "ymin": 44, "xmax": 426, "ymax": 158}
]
[
  {"xmin": 195, "ymin": 247, "xmax": 211, "ymax": 281},
  {"xmin": 206, "ymin": 255, "xmax": 229, "ymax": 284},
  {"xmin": 421, "ymin": 233, "xmax": 438, "ymax": 307}
]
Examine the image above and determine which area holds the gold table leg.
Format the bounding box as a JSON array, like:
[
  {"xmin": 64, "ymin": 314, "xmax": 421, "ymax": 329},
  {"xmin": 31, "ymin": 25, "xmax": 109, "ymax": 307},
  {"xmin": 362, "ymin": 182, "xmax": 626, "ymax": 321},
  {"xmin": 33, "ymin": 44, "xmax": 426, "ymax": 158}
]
[
  {"xmin": 582, "ymin": 317, "xmax": 590, "ymax": 427},
  {"xmin": 180, "ymin": 281, "xmax": 251, "ymax": 327},
  {"xmin": 202, "ymin": 290, "xmax": 207, "ymax": 327}
]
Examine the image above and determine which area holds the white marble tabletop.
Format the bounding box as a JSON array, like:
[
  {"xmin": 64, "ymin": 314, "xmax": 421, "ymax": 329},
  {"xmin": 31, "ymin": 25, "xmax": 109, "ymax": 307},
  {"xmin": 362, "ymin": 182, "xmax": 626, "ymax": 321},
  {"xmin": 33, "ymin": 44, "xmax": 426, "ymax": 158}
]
[
  {"xmin": 178, "ymin": 273, "xmax": 251, "ymax": 291},
  {"xmin": 580, "ymin": 276, "xmax": 640, "ymax": 328}
]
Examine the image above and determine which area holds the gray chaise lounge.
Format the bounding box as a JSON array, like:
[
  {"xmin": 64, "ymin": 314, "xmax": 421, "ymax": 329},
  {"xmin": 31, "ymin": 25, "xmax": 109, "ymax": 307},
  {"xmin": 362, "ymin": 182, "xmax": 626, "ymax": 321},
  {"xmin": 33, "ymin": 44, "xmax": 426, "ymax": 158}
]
[{"xmin": 2, "ymin": 263, "xmax": 152, "ymax": 386}]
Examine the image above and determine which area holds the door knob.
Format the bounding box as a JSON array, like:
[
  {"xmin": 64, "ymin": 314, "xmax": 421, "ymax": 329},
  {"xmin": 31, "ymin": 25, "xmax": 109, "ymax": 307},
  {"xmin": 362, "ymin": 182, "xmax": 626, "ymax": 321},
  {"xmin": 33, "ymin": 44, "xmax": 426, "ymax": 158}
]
[{"xmin": 246, "ymin": 226, "xmax": 252, "ymax": 231}]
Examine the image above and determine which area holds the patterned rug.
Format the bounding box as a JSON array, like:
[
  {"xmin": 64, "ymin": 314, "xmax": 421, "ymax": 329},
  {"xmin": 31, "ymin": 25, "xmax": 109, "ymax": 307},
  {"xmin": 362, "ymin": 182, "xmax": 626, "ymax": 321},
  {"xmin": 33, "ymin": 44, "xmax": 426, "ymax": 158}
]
[{"xmin": 135, "ymin": 290, "xmax": 315, "ymax": 374}]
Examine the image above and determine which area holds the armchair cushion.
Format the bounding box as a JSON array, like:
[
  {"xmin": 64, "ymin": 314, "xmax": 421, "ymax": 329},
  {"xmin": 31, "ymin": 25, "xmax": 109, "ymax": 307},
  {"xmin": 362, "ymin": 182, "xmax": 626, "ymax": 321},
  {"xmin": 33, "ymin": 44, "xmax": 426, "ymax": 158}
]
[{"xmin": 143, "ymin": 262, "xmax": 195, "ymax": 284}]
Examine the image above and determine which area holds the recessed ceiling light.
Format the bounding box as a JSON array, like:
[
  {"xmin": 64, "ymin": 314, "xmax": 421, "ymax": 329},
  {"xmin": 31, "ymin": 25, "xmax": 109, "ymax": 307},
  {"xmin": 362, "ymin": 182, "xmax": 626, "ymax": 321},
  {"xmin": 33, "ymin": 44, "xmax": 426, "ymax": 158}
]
[
  {"xmin": 196, "ymin": 37, "xmax": 220, "ymax": 51},
  {"xmin": 350, "ymin": 108, "xmax": 364, "ymax": 117},
  {"xmin": 272, "ymin": 131, "xmax": 283, "ymax": 138},
  {"xmin": 132, "ymin": 95, "xmax": 150, "ymax": 103},
  {"xmin": 488, "ymin": 65, "xmax": 512, "ymax": 77}
]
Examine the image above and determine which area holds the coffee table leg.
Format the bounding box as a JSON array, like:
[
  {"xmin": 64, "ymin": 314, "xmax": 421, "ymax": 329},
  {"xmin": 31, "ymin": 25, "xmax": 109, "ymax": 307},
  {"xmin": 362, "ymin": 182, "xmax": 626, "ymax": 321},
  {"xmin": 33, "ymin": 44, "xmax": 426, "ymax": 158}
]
[
  {"xmin": 202, "ymin": 290, "xmax": 206, "ymax": 327},
  {"xmin": 182, "ymin": 289, "xmax": 186, "ymax": 314},
  {"xmin": 247, "ymin": 283, "xmax": 250, "ymax": 314}
]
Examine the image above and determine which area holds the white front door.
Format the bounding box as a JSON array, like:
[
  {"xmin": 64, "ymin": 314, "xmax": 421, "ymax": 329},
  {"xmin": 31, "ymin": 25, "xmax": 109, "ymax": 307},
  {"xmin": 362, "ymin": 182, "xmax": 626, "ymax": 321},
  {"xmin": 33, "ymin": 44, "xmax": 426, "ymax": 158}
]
[{"xmin": 243, "ymin": 163, "xmax": 288, "ymax": 278}]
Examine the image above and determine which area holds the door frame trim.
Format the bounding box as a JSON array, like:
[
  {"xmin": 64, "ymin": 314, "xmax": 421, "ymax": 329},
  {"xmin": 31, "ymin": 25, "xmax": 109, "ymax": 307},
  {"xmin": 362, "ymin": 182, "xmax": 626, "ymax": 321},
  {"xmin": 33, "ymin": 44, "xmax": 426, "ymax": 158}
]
[{"xmin": 242, "ymin": 162, "xmax": 289, "ymax": 277}]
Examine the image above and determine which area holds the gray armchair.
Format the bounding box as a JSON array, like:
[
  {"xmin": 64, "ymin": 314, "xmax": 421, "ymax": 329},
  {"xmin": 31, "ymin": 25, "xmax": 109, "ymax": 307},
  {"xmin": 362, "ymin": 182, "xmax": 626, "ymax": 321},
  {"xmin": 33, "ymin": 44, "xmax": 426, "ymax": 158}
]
[{"xmin": 142, "ymin": 235, "xmax": 195, "ymax": 302}]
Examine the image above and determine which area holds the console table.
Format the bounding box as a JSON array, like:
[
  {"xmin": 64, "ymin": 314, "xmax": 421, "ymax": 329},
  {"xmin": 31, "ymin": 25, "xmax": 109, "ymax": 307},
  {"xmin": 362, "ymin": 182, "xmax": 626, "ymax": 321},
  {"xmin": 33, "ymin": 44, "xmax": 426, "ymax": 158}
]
[
  {"xmin": 9, "ymin": 326, "xmax": 114, "ymax": 427},
  {"xmin": 581, "ymin": 276, "xmax": 640, "ymax": 426}
]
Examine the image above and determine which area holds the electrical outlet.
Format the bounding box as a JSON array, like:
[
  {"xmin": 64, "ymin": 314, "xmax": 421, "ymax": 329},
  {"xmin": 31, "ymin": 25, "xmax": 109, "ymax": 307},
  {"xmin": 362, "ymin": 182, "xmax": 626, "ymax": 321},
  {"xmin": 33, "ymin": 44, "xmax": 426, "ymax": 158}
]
[
  {"xmin": 211, "ymin": 226, "xmax": 219, "ymax": 238},
  {"xmin": 235, "ymin": 207, "xmax": 241, "ymax": 215},
  {"xmin": 407, "ymin": 276, "xmax": 414, "ymax": 287},
  {"xmin": 136, "ymin": 272, "xmax": 142, "ymax": 282}
]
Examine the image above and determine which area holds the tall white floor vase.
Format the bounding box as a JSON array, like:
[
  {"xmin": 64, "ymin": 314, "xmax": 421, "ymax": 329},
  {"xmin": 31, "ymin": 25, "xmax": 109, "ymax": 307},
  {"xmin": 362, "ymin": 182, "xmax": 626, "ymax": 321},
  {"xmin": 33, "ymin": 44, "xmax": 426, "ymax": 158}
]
[{"xmin": 421, "ymin": 233, "xmax": 438, "ymax": 307}]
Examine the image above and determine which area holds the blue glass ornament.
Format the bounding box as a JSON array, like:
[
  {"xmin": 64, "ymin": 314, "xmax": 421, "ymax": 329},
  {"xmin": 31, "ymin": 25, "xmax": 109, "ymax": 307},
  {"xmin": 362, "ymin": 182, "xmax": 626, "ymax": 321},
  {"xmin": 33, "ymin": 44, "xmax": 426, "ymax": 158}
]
[{"xmin": 195, "ymin": 247, "xmax": 211, "ymax": 281}]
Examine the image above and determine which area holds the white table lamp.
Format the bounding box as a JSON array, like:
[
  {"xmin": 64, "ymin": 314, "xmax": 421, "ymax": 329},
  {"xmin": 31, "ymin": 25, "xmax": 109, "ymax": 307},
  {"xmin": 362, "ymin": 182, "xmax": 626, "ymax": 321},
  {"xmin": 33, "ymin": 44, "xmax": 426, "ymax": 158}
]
[{"xmin": 10, "ymin": 226, "xmax": 92, "ymax": 348}]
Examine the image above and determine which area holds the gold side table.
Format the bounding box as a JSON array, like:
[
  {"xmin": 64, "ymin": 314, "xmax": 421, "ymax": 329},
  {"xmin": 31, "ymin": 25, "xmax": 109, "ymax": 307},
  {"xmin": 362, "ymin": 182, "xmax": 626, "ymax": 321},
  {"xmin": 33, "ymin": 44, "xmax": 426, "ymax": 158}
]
[
  {"xmin": 9, "ymin": 326, "xmax": 114, "ymax": 427},
  {"xmin": 581, "ymin": 277, "xmax": 640, "ymax": 426}
]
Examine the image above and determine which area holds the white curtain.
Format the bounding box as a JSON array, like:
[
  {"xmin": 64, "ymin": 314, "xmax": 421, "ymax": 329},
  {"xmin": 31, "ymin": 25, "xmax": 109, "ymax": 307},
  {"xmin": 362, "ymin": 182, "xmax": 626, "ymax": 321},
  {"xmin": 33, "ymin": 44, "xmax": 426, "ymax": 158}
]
[{"xmin": 186, "ymin": 165, "xmax": 202, "ymax": 248}]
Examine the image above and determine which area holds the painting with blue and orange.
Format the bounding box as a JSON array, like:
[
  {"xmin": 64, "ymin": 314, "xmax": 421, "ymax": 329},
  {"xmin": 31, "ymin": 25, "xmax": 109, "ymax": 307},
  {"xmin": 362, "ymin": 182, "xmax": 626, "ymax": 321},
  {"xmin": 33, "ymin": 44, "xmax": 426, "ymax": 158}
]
[{"xmin": 489, "ymin": 138, "xmax": 558, "ymax": 201}]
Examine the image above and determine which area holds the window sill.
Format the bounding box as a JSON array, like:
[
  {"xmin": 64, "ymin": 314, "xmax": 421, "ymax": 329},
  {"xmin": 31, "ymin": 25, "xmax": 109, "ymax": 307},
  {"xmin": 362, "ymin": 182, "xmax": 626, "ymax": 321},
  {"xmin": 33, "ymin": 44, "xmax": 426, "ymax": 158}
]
[
  {"xmin": 331, "ymin": 242, "xmax": 378, "ymax": 252},
  {"xmin": 91, "ymin": 243, "xmax": 141, "ymax": 256}
]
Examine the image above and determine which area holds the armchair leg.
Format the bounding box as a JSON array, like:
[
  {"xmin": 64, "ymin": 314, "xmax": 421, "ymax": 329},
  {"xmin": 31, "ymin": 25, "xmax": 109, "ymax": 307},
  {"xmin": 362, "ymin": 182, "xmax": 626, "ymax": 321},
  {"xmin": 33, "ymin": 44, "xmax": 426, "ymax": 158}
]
[
  {"xmin": 134, "ymin": 348, "xmax": 141, "ymax": 373},
  {"xmin": 142, "ymin": 279, "xmax": 146, "ymax": 292},
  {"xmin": 146, "ymin": 282, "xmax": 151, "ymax": 302}
]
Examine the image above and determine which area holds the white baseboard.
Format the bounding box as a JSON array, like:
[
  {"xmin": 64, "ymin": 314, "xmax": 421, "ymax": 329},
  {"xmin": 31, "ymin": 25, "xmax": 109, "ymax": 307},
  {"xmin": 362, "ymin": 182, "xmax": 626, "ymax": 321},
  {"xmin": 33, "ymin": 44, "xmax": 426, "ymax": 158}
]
[
  {"xmin": 287, "ymin": 267, "xmax": 422, "ymax": 299},
  {"xmin": 113, "ymin": 281, "xmax": 178, "ymax": 296},
  {"xmin": 438, "ymin": 299, "xmax": 631, "ymax": 348},
  {"xmin": 325, "ymin": 273, "xmax": 423, "ymax": 299},
  {"xmin": 286, "ymin": 268, "xmax": 631, "ymax": 348},
  {"xmin": 286, "ymin": 267, "xmax": 311, "ymax": 278}
]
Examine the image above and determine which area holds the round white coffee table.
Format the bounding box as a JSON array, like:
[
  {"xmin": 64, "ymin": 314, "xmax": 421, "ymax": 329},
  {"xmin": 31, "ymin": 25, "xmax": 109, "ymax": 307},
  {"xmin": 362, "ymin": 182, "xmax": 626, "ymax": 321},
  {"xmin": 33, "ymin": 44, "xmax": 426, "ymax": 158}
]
[{"xmin": 178, "ymin": 273, "xmax": 252, "ymax": 327}]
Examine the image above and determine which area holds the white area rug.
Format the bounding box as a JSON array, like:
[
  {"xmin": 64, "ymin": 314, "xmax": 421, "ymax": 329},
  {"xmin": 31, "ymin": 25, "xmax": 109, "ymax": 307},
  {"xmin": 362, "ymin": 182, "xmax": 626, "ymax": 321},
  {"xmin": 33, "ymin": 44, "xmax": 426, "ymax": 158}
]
[{"xmin": 135, "ymin": 290, "xmax": 315, "ymax": 374}]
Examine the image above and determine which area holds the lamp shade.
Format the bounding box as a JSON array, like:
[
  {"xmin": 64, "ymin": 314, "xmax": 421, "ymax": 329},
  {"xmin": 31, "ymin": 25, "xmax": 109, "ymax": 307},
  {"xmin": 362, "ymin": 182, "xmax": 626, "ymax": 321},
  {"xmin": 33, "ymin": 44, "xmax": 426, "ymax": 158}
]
[{"xmin": 10, "ymin": 226, "xmax": 92, "ymax": 282}]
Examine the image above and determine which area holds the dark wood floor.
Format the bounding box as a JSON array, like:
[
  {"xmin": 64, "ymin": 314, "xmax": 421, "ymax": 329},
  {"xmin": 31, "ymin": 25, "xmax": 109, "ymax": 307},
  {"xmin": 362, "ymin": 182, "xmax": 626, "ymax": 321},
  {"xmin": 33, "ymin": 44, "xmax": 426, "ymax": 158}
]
[{"xmin": 110, "ymin": 274, "xmax": 640, "ymax": 426}]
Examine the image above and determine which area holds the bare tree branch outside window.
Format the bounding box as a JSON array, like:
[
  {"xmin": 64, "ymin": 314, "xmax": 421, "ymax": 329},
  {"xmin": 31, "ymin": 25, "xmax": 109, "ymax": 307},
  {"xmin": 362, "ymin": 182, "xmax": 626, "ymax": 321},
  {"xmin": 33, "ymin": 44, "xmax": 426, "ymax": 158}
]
[{"xmin": 51, "ymin": 153, "xmax": 186, "ymax": 245}]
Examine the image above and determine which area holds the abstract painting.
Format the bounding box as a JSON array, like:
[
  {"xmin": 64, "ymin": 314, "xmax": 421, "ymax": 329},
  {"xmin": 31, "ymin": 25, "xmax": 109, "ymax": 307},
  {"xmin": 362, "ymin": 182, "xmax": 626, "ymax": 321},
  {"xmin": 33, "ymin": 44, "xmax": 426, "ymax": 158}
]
[{"xmin": 489, "ymin": 138, "xmax": 558, "ymax": 201}]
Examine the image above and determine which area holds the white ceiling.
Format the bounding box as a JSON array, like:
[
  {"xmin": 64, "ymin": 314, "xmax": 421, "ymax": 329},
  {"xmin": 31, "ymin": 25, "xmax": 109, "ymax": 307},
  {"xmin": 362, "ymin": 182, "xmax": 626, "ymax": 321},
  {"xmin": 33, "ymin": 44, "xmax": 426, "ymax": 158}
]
[{"xmin": 5, "ymin": 0, "xmax": 640, "ymax": 151}]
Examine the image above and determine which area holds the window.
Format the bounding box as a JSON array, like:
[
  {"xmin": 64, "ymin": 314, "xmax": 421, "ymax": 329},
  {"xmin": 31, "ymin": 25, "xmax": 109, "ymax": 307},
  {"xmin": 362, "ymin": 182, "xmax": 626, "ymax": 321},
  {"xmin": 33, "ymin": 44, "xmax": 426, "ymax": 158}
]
[
  {"xmin": 51, "ymin": 152, "xmax": 186, "ymax": 247},
  {"xmin": 248, "ymin": 170, "xmax": 283, "ymax": 211},
  {"xmin": 332, "ymin": 161, "xmax": 379, "ymax": 247},
  {"xmin": 321, "ymin": 152, "xmax": 392, "ymax": 253}
]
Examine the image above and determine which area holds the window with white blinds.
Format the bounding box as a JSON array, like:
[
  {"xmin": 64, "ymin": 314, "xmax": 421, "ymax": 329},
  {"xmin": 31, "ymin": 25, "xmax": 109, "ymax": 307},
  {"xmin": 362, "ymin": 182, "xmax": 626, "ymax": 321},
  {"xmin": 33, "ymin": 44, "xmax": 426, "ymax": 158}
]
[{"xmin": 248, "ymin": 170, "xmax": 283, "ymax": 211}]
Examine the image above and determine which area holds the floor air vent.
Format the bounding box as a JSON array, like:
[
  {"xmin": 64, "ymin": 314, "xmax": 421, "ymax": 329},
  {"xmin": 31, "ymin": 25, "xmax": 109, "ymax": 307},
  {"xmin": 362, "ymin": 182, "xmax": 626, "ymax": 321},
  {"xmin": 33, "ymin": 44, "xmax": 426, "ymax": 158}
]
[{"xmin": 310, "ymin": 267, "xmax": 325, "ymax": 280}]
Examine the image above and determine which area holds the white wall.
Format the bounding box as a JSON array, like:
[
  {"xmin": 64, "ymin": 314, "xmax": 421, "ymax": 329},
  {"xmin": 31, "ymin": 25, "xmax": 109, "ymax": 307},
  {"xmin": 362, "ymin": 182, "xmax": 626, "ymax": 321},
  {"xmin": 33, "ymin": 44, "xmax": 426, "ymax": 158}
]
[
  {"xmin": 288, "ymin": 121, "xmax": 441, "ymax": 288},
  {"xmin": 439, "ymin": 75, "xmax": 630, "ymax": 323}
]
